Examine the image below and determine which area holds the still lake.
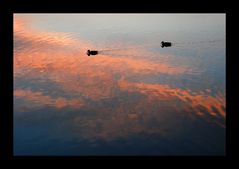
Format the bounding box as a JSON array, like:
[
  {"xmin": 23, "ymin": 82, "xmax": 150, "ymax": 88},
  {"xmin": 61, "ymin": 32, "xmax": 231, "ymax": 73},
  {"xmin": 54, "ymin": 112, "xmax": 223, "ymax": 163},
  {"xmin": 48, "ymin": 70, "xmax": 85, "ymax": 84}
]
[{"xmin": 14, "ymin": 14, "xmax": 225, "ymax": 155}]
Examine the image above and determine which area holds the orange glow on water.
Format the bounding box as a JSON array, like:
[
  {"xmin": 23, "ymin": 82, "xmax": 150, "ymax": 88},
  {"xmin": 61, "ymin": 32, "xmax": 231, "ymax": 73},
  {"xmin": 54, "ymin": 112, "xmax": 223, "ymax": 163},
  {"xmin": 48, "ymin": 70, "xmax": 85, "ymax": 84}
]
[
  {"xmin": 14, "ymin": 89, "xmax": 84, "ymax": 109},
  {"xmin": 14, "ymin": 15, "xmax": 226, "ymax": 141}
]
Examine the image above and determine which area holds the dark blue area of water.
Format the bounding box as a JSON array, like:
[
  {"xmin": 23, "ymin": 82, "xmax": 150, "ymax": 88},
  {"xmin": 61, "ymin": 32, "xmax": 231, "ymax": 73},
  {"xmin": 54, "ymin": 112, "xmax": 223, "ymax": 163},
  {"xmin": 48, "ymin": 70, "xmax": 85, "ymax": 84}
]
[{"xmin": 14, "ymin": 103, "xmax": 225, "ymax": 156}]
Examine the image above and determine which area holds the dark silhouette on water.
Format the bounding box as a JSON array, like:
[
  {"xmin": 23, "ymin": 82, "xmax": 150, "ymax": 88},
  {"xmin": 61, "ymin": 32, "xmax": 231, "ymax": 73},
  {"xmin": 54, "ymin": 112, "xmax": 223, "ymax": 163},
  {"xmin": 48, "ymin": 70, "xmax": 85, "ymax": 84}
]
[
  {"xmin": 87, "ymin": 50, "xmax": 98, "ymax": 56},
  {"xmin": 87, "ymin": 41, "xmax": 173, "ymax": 56},
  {"xmin": 161, "ymin": 41, "xmax": 172, "ymax": 48},
  {"xmin": 86, "ymin": 40, "xmax": 221, "ymax": 56}
]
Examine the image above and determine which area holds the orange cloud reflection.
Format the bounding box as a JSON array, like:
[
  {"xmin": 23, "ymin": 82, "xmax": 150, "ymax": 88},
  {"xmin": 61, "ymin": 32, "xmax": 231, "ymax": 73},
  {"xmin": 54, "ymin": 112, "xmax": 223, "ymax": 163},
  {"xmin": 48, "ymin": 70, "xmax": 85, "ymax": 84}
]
[
  {"xmin": 118, "ymin": 79, "xmax": 225, "ymax": 119},
  {"xmin": 14, "ymin": 89, "xmax": 84, "ymax": 109},
  {"xmin": 14, "ymin": 16, "xmax": 226, "ymax": 141}
]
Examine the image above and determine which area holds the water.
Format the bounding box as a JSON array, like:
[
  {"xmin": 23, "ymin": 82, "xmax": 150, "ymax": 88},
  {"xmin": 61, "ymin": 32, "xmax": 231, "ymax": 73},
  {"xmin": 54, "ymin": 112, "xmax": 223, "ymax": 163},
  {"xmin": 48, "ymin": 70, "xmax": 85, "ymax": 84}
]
[{"xmin": 14, "ymin": 14, "xmax": 225, "ymax": 155}]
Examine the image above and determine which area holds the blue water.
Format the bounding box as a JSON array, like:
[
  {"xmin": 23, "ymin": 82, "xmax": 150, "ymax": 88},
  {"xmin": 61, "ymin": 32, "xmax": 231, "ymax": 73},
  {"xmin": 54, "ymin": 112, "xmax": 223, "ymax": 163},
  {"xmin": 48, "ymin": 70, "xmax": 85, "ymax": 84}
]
[{"xmin": 14, "ymin": 14, "xmax": 225, "ymax": 156}]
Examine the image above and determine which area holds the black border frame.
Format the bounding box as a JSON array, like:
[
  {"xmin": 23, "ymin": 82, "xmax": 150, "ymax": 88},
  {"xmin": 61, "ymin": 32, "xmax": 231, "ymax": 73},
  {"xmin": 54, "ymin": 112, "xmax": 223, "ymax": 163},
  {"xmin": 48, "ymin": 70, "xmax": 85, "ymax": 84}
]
[{"xmin": 0, "ymin": 0, "xmax": 237, "ymax": 163}]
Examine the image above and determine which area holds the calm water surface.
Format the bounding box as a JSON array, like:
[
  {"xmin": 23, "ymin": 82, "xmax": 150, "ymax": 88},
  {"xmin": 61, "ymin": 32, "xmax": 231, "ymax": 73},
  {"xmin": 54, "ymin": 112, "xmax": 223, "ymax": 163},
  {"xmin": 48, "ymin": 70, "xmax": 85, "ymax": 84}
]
[{"xmin": 14, "ymin": 14, "xmax": 225, "ymax": 155}]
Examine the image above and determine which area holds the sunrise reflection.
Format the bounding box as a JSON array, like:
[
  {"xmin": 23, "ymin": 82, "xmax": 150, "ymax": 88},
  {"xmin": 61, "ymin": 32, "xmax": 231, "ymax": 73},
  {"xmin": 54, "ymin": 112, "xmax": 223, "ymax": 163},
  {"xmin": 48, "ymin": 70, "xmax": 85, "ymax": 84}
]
[{"xmin": 14, "ymin": 14, "xmax": 225, "ymax": 155}]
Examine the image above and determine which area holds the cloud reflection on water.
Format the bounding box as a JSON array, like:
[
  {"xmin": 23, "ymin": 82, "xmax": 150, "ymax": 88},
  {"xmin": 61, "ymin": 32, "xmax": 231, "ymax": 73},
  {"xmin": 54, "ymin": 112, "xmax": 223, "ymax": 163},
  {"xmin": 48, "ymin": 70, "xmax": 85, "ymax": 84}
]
[{"xmin": 14, "ymin": 15, "xmax": 225, "ymax": 149}]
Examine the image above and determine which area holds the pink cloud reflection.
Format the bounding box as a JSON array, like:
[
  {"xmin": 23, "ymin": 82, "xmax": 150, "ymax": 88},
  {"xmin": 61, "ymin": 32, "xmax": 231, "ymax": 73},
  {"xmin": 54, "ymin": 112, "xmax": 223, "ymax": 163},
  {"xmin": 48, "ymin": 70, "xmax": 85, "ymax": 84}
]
[{"xmin": 14, "ymin": 15, "xmax": 226, "ymax": 140}]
